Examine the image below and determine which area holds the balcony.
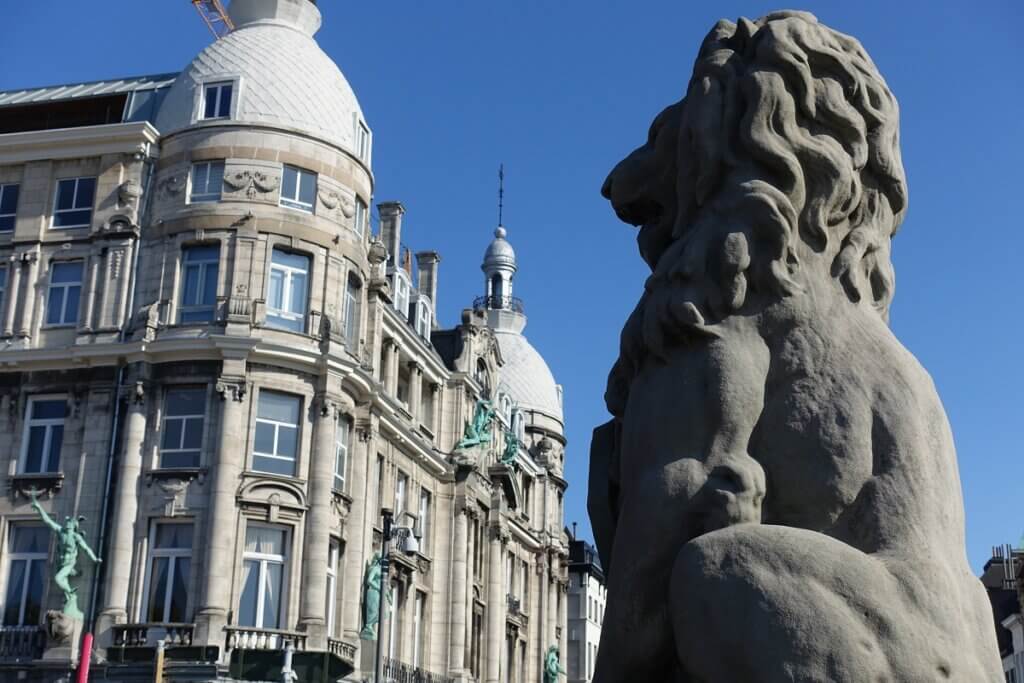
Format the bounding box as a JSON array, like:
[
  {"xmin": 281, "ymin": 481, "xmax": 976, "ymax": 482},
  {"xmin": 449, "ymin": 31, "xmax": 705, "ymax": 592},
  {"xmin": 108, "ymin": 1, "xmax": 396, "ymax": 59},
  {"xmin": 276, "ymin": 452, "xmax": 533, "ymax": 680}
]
[
  {"xmin": 328, "ymin": 637, "xmax": 357, "ymax": 666},
  {"xmin": 112, "ymin": 622, "xmax": 195, "ymax": 648},
  {"xmin": 225, "ymin": 626, "xmax": 307, "ymax": 652},
  {"xmin": 225, "ymin": 627, "xmax": 355, "ymax": 682},
  {"xmin": 382, "ymin": 656, "xmax": 455, "ymax": 683},
  {"xmin": 0, "ymin": 626, "xmax": 45, "ymax": 662},
  {"xmin": 472, "ymin": 295, "xmax": 525, "ymax": 315}
]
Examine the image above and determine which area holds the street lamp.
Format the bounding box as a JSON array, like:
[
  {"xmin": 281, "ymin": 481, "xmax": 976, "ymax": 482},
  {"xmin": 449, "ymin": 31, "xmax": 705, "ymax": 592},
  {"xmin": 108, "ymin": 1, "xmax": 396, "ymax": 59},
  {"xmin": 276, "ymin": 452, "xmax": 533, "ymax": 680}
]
[{"xmin": 373, "ymin": 507, "xmax": 421, "ymax": 683}]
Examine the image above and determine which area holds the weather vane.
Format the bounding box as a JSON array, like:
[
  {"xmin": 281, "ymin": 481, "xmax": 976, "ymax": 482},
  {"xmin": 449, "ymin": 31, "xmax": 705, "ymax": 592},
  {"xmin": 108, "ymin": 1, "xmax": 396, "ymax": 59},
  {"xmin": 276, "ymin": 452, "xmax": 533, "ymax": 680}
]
[{"xmin": 498, "ymin": 163, "xmax": 505, "ymax": 227}]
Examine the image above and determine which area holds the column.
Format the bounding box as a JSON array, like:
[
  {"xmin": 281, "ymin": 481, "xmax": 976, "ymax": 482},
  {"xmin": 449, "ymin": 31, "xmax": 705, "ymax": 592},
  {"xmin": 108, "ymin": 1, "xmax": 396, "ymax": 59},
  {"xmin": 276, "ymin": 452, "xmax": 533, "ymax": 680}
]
[
  {"xmin": 3, "ymin": 256, "xmax": 21, "ymax": 336},
  {"xmin": 485, "ymin": 526, "xmax": 507, "ymax": 683},
  {"xmin": 81, "ymin": 252, "xmax": 100, "ymax": 332},
  {"xmin": 547, "ymin": 558, "xmax": 558, "ymax": 651},
  {"xmin": 342, "ymin": 417, "xmax": 373, "ymax": 643},
  {"xmin": 558, "ymin": 573, "xmax": 567, "ymax": 669},
  {"xmin": 408, "ymin": 362, "xmax": 422, "ymax": 421},
  {"xmin": 386, "ymin": 341, "xmax": 400, "ymax": 397},
  {"xmin": 430, "ymin": 384, "xmax": 442, "ymax": 437},
  {"xmin": 195, "ymin": 378, "xmax": 247, "ymax": 645},
  {"xmin": 448, "ymin": 504, "xmax": 469, "ymax": 675},
  {"xmin": 18, "ymin": 252, "xmax": 39, "ymax": 337},
  {"xmin": 299, "ymin": 396, "xmax": 338, "ymax": 647},
  {"xmin": 97, "ymin": 379, "xmax": 148, "ymax": 641},
  {"xmin": 97, "ymin": 249, "xmax": 112, "ymax": 329}
]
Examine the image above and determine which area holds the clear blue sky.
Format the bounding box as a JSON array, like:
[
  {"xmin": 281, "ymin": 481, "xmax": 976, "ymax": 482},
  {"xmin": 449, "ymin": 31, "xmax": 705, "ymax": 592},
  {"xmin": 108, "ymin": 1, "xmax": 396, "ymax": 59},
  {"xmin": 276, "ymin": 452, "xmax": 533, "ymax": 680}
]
[{"xmin": 3, "ymin": 1, "xmax": 1020, "ymax": 571}]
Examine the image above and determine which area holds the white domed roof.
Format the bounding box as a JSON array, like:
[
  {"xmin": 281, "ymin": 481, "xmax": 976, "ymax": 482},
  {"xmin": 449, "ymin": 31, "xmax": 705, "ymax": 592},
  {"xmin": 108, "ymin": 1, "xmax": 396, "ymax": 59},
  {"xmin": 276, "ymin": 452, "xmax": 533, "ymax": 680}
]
[
  {"xmin": 155, "ymin": 0, "xmax": 366, "ymax": 153},
  {"xmin": 483, "ymin": 227, "xmax": 517, "ymax": 271},
  {"xmin": 495, "ymin": 329, "xmax": 563, "ymax": 425}
]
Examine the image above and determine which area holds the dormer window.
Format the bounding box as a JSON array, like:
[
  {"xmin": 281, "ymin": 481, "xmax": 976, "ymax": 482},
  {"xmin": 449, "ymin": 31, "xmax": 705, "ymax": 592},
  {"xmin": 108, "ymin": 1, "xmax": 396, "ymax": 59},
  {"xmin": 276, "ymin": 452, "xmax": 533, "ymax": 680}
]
[
  {"xmin": 202, "ymin": 82, "xmax": 233, "ymax": 120},
  {"xmin": 392, "ymin": 271, "xmax": 410, "ymax": 319},
  {"xmin": 414, "ymin": 296, "xmax": 432, "ymax": 339},
  {"xmin": 356, "ymin": 119, "xmax": 371, "ymax": 163}
]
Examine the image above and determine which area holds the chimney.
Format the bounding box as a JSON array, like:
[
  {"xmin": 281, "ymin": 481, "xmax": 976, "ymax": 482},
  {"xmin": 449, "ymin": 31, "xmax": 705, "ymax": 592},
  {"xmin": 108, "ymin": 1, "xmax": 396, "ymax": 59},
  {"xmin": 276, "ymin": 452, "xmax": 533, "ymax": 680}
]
[
  {"xmin": 377, "ymin": 201, "xmax": 404, "ymax": 268},
  {"xmin": 416, "ymin": 251, "xmax": 441, "ymax": 314}
]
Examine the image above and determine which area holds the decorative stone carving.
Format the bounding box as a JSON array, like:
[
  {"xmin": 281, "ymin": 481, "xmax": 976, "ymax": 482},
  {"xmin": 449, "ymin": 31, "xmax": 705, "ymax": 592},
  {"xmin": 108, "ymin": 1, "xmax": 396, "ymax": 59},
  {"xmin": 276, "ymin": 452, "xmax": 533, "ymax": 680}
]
[
  {"xmin": 223, "ymin": 169, "xmax": 279, "ymax": 199},
  {"xmin": 590, "ymin": 10, "xmax": 1002, "ymax": 682},
  {"xmin": 317, "ymin": 187, "xmax": 355, "ymax": 219},
  {"xmin": 45, "ymin": 610, "xmax": 76, "ymax": 644},
  {"xmin": 158, "ymin": 173, "xmax": 186, "ymax": 198},
  {"xmin": 118, "ymin": 179, "xmax": 143, "ymax": 207},
  {"xmin": 216, "ymin": 379, "xmax": 247, "ymax": 403}
]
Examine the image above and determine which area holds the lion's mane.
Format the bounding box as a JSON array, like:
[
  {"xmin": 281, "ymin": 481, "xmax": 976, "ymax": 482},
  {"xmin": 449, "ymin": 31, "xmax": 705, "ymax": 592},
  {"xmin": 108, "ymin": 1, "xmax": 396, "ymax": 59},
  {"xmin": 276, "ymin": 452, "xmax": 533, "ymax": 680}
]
[{"xmin": 607, "ymin": 11, "xmax": 908, "ymax": 417}]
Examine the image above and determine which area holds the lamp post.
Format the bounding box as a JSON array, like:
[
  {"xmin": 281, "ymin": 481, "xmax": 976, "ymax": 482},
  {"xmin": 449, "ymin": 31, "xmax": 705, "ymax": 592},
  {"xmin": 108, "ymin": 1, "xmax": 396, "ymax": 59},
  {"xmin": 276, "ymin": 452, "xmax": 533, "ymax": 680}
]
[{"xmin": 373, "ymin": 507, "xmax": 421, "ymax": 683}]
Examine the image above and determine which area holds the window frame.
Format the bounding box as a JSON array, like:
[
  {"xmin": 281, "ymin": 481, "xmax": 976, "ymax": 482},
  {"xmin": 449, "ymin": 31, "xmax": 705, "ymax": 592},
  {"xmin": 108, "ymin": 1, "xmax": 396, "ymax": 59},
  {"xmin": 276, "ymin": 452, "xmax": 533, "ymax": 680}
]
[
  {"xmin": 188, "ymin": 161, "xmax": 225, "ymax": 203},
  {"xmin": 2, "ymin": 524, "xmax": 48, "ymax": 626},
  {"xmin": 201, "ymin": 81, "xmax": 234, "ymax": 120},
  {"xmin": 51, "ymin": 177, "xmax": 96, "ymax": 230},
  {"xmin": 239, "ymin": 524, "xmax": 289, "ymax": 630},
  {"xmin": 278, "ymin": 165, "xmax": 317, "ymax": 214},
  {"xmin": 178, "ymin": 244, "xmax": 220, "ymax": 324},
  {"xmin": 394, "ymin": 471, "xmax": 408, "ymax": 522},
  {"xmin": 252, "ymin": 390, "xmax": 302, "ymax": 477},
  {"xmin": 345, "ymin": 274, "xmax": 362, "ymax": 352},
  {"xmin": 334, "ymin": 416, "xmax": 350, "ymax": 493},
  {"xmin": 356, "ymin": 120, "xmax": 371, "ymax": 163},
  {"xmin": 44, "ymin": 260, "xmax": 84, "ymax": 328},
  {"xmin": 392, "ymin": 271, "xmax": 410, "ymax": 319},
  {"xmin": 326, "ymin": 538, "xmax": 339, "ymax": 637},
  {"xmin": 353, "ymin": 196, "xmax": 367, "ymax": 237},
  {"xmin": 0, "ymin": 183, "xmax": 19, "ymax": 232},
  {"xmin": 159, "ymin": 387, "xmax": 208, "ymax": 469},
  {"xmin": 18, "ymin": 394, "xmax": 67, "ymax": 474},
  {"xmin": 266, "ymin": 248, "xmax": 310, "ymax": 333},
  {"xmin": 418, "ymin": 488, "xmax": 431, "ymax": 556},
  {"xmin": 141, "ymin": 522, "xmax": 193, "ymax": 624}
]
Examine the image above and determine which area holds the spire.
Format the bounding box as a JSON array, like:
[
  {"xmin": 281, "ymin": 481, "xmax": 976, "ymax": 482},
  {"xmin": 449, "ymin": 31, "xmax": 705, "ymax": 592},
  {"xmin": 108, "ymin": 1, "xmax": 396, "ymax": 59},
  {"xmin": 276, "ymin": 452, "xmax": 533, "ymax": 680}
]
[{"xmin": 498, "ymin": 163, "xmax": 505, "ymax": 228}]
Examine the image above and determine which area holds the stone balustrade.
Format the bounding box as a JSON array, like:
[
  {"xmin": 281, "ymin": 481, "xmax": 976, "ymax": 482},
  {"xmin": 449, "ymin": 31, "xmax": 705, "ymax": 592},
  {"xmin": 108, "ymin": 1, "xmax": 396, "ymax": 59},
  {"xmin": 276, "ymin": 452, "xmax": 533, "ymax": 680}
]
[
  {"xmin": 327, "ymin": 637, "xmax": 357, "ymax": 664},
  {"xmin": 224, "ymin": 626, "xmax": 307, "ymax": 652},
  {"xmin": 111, "ymin": 622, "xmax": 195, "ymax": 648}
]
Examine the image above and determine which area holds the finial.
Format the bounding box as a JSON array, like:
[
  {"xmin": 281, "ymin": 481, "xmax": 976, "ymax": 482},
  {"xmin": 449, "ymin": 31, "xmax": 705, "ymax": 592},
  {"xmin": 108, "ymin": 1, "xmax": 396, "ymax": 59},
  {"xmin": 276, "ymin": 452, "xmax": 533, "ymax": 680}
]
[
  {"xmin": 497, "ymin": 163, "xmax": 505, "ymax": 227},
  {"xmin": 495, "ymin": 226, "xmax": 507, "ymax": 239}
]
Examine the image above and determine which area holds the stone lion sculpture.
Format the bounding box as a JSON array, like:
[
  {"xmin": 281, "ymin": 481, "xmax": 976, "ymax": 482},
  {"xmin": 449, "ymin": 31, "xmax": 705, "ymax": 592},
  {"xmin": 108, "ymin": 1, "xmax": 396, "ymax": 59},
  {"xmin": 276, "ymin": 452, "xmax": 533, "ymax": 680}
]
[{"xmin": 589, "ymin": 10, "xmax": 1002, "ymax": 682}]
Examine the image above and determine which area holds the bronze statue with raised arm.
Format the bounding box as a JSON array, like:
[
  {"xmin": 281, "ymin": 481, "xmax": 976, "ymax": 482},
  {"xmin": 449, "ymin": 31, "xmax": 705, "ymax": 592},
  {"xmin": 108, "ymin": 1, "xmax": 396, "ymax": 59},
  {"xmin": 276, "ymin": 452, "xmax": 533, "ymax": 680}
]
[{"xmin": 28, "ymin": 489, "xmax": 101, "ymax": 621}]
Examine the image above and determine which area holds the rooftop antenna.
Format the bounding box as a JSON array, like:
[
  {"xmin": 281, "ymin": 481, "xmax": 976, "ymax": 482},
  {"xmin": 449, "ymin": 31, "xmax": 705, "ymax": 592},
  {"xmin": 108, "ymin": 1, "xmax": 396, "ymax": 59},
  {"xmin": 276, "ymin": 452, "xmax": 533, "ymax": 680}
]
[{"xmin": 497, "ymin": 163, "xmax": 505, "ymax": 227}]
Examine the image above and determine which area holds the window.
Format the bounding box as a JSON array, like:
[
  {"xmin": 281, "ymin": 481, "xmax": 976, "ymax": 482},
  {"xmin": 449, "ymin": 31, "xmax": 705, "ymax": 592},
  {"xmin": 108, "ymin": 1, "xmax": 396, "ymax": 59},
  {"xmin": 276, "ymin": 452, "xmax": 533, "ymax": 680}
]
[
  {"xmin": 373, "ymin": 455, "xmax": 384, "ymax": 522},
  {"xmin": 239, "ymin": 526, "xmax": 287, "ymax": 629},
  {"xmin": 396, "ymin": 364, "xmax": 410, "ymax": 406},
  {"xmin": 394, "ymin": 472, "xmax": 408, "ymax": 521},
  {"xmin": 2, "ymin": 525, "xmax": 47, "ymax": 626},
  {"xmin": 418, "ymin": 489, "xmax": 431, "ymax": 556},
  {"xmin": 179, "ymin": 245, "xmax": 220, "ymax": 323},
  {"xmin": 393, "ymin": 272, "xmax": 410, "ymax": 319},
  {"xmin": 345, "ymin": 275, "xmax": 362, "ymax": 352},
  {"xmin": 326, "ymin": 539, "xmax": 339, "ymax": 636},
  {"xmin": 45, "ymin": 261, "xmax": 83, "ymax": 326},
  {"xmin": 356, "ymin": 120, "xmax": 371, "ymax": 162},
  {"xmin": 189, "ymin": 161, "xmax": 224, "ymax": 203},
  {"xmin": 253, "ymin": 391, "xmax": 301, "ymax": 476},
  {"xmin": 267, "ymin": 249, "xmax": 309, "ymax": 332},
  {"xmin": 202, "ymin": 82, "xmax": 233, "ymax": 120},
  {"xmin": 415, "ymin": 298, "xmax": 432, "ymax": 339},
  {"xmin": 279, "ymin": 165, "xmax": 316, "ymax": 213},
  {"xmin": 52, "ymin": 177, "xmax": 95, "ymax": 229},
  {"xmin": 387, "ymin": 579, "xmax": 402, "ymax": 661},
  {"xmin": 521, "ymin": 559, "xmax": 529, "ymax": 606},
  {"xmin": 144, "ymin": 523, "xmax": 192, "ymax": 623},
  {"xmin": 0, "ymin": 184, "xmax": 18, "ymax": 232},
  {"xmin": 334, "ymin": 417, "xmax": 350, "ymax": 492},
  {"xmin": 353, "ymin": 197, "xmax": 367, "ymax": 236},
  {"xmin": 20, "ymin": 396, "xmax": 66, "ymax": 473},
  {"xmin": 160, "ymin": 388, "xmax": 206, "ymax": 468},
  {"xmin": 412, "ymin": 591, "xmax": 426, "ymax": 668},
  {"xmin": 0, "ymin": 266, "xmax": 7, "ymax": 321}
]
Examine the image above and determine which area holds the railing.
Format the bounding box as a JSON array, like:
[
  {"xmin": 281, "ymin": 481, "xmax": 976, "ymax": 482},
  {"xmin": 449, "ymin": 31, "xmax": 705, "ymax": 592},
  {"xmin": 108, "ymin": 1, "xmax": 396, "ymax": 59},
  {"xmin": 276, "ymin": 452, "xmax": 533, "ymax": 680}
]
[
  {"xmin": 382, "ymin": 656, "xmax": 454, "ymax": 683},
  {"xmin": 328, "ymin": 637, "xmax": 357, "ymax": 664},
  {"xmin": 472, "ymin": 295, "xmax": 525, "ymax": 314},
  {"xmin": 112, "ymin": 622, "xmax": 195, "ymax": 648},
  {"xmin": 224, "ymin": 626, "xmax": 307, "ymax": 652},
  {"xmin": 0, "ymin": 626, "xmax": 45, "ymax": 662}
]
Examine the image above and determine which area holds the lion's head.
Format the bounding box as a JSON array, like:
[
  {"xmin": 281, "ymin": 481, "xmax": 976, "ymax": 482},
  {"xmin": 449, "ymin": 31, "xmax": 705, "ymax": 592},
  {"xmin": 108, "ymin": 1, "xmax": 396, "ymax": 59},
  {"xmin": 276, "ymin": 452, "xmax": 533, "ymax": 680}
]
[{"xmin": 602, "ymin": 10, "xmax": 907, "ymax": 416}]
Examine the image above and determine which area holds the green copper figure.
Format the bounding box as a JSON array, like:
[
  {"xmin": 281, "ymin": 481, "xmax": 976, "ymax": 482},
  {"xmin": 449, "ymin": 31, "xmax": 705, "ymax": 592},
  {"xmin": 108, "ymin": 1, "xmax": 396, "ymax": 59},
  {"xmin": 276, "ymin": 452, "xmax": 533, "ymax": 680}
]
[
  {"xmin": 544, "ymin": 645, "xmax": 566, "ymax": 683},
  {"xmin": 500, "ymin": 424, "xmax": 520, "ymax": 466},
  {"xmin": 455, "ymin": 398, "xmax": 496, "ymax": 451},
  {"xmin": 28, "ymin": 490, "xmax": 101, "ymax": 621},
  {"xmin": 360, "ymin": 553, "xmax": 392, "ymax": 640}
]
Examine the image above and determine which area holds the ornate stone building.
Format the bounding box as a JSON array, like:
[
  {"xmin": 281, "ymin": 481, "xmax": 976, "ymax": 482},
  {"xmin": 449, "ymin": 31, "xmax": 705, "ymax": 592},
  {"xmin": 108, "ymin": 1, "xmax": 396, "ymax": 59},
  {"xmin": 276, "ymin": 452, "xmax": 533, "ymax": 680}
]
[{"xmin": 0, "ymin": 1, "xmax": 569, "ymax": 680}]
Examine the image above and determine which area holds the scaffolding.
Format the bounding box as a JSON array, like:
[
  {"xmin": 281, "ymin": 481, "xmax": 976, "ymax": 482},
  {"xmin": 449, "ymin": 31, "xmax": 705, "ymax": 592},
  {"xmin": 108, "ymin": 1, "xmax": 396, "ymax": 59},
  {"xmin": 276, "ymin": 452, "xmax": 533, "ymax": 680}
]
[{"xmin": 192, "ymin": 0, "xmax": 235, "ymax": 39}]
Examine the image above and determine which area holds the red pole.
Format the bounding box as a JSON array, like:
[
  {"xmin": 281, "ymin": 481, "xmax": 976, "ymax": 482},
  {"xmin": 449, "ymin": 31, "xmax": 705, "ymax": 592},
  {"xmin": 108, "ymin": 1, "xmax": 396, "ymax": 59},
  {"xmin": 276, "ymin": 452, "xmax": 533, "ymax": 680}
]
[{"xmin": 76, "ymin": 632, "xmax": 93, "ymax": 683}]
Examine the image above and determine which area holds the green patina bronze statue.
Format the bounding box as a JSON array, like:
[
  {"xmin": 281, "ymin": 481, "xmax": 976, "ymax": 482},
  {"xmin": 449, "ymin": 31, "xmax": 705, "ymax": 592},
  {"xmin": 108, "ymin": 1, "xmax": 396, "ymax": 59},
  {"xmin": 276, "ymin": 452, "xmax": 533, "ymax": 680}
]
[
  {"xmin": 544, "ymin": 645, "xmax": 566, "ymax": 683},
  {"xmin": 359, "ymin": 553, "xmax": 392, "ymax": 639},
  {"xmin": 455, "ymin": 398, "xmax": 496, "ymax": 451},
  {"xmin": 500, "ymin": 424, "xmax": 520, "ymax": 467},
  {"xmin": 28, "ymin": 490, "xmax": 101, "ymax": 621}
]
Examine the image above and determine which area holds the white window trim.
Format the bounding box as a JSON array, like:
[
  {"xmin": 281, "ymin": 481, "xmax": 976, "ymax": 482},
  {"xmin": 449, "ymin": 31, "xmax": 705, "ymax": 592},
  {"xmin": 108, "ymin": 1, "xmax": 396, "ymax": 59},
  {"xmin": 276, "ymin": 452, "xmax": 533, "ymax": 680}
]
[
  {"xmin": 178, "ymin": 246, "xmax": 220, "ymax": 323},
  {"xmin": 2, "ymin": 524, "xmax": 48, "ymax": 626},
  {"xmin": 353, "ymin": 197, "xmax": 367, "ymax": 237},
  {"xmin": 278, "ymin": 165, "xmax": 317, "ymax": 214},
  {"xmin": 392, "ymin": 271, "xmax": 411, "ymax": 318},
  {"xmin": 412, "ymin": 590, "xmax": 425, "ymax": 668},
  {"xmin": 201, "ymin": 81, "xmax": 234, "ymax": 121},
  {"xmin": 266, "ymin": 251, "xmax": 309, "ymax": 332},
  {"xmin": 188, "ymin": 161, "xmax": 224, "ymax": 203},
  {"xmin": 326, "ymin": 539, "xmax": 339, "ymax": 636},
  {"xmin": 253, "ymin": 392, "xmax": 301, "ymax": 474},
  {"xmin": 192, "ymin": 75, "xmax": 242, "ymax": 125},
  {"xmin": 334, "ymin": 420, "xmax": 348, "ymax": 492},
  {"xmin": 418, "ymin": 489, "xmax": 431, "ymax": 556},
  {"xmin": 0, "ymin": 183, "xmax": 18, "ymax": 232},
  {"xmin": 160, "ymin": 387, "xmax": 207, "ymax": 468},
  {"xmin": 394, "ymin": 472, "xmax": 408, "ymax": 521},
  {"xmin": 44, "ymin": 260, "xmax": 84, "ymax": 328},
  {"xmin": 354, "ymin": 116, "xmax": 372, "ymax": 164},
  {"xmin": 18, "ymin": 394, "xmax": 66, "ymax": 474},
  {"xmin": 140, "ymin": 522, "xmax": 193, "ymax": 623},
  {"xmin": 50, "ymin": 178, "xmax": 95, "ymax": 230},
  {"xmin": 241, "ymin": 524, "xmax": 289, "ymax": 629}
]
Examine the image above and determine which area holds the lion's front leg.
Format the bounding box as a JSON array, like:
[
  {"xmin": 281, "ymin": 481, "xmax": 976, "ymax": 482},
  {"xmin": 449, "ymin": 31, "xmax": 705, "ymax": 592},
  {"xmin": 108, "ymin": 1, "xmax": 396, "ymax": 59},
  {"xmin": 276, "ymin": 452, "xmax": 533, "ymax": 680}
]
[{"xmin": 669, "ymin": 525, "xmax": 987, "ymax": 682}]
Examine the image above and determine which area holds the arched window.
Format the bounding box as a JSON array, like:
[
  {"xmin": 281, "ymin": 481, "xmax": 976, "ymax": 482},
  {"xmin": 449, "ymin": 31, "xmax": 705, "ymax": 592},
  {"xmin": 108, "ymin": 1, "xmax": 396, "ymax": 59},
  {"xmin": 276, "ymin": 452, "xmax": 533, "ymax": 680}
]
[
  {"xmin": 475, "ymin": 359, "xmax": 491, "ymax": 397},
  {"xmin": 491, "ymin": 274, "xmax": 503, "ymax": 303}
]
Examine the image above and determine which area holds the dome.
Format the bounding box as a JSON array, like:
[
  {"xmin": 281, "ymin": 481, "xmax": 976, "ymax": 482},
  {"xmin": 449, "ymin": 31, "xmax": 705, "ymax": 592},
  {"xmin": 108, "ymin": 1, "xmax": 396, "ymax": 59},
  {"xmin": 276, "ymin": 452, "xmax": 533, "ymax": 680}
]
[
  {"xmin": 494, "ymin": 329, "xmax": 563, "ymax": 424},
  {"xmin": 483, "ymin": 227, "xmax": 517, "ymax": 272},
  {"xmin": 154, "ymin": 0, "xmax": 366, "ymax": 154}
]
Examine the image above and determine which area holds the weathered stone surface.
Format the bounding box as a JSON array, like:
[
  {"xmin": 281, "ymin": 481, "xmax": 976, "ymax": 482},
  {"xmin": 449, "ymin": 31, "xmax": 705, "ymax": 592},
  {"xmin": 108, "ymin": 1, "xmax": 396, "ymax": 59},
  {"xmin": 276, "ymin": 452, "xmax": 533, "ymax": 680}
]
[{"xmin": 590, "ymin": 10, "xmax": 1002, "ymax": 681}]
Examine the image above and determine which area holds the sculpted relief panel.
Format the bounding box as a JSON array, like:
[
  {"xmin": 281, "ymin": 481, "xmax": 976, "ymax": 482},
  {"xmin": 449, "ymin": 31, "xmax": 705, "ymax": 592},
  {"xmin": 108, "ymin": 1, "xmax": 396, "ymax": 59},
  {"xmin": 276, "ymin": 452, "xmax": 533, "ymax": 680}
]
[{"xmin": 588, "ymin": 11, "xmax": 1002, "ymax": 682}]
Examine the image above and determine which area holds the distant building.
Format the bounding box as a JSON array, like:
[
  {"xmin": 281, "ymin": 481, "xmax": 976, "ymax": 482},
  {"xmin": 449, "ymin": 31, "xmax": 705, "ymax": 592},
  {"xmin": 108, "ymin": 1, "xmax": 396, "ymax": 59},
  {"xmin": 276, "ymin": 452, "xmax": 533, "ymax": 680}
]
[
  {"xmin": 566, "ymin": 532, "xmax": 605, "ymax": 683},
  {"xmin": 0, "ymin": 0, "xmax": 570, "ymax": 681},
  {"xmin": 982, "ymin": 546, "xmax": 1024, "ymax": 682}
]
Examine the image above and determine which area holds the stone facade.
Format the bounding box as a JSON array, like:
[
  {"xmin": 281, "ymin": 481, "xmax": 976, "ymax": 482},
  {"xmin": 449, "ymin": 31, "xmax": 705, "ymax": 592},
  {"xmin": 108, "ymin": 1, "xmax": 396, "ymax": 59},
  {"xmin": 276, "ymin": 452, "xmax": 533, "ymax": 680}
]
[
  {"xmin": 0, "ymin": 1, "xmax": 569, "ymax": 681},
  {"xmin": 565, "ymin": 539, "xmax": 603, "ymax": 683}
]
